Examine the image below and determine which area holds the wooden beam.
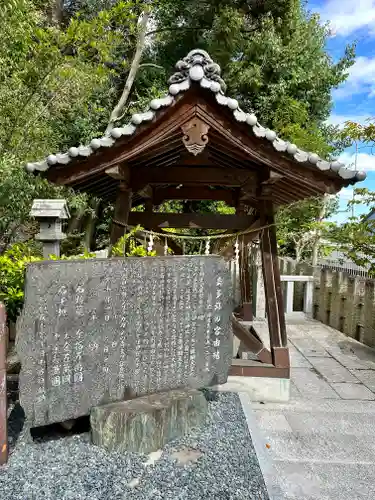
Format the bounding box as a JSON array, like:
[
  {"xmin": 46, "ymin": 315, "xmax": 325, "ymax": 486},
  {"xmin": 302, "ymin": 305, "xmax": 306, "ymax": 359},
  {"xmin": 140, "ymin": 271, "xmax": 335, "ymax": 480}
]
[
  {"xmin": 232, "ymin": 316, "xmax": 272, "ymax": 364},
  {"xmin": 259, "ymin": 198, "xmax": 288, "ymax": 360},
  {"xmin": 105, "ymin": 164, "xmax": 129, "ymax": 182},
  {"xmin": 110, "ymin": 183, "xmax": 132, "ymax": 245},
  {"xmin": 130, "ymin": 166, "xmax": 256, "ymax": 191},
  {"xmin": 128, "ymin": 212, "xmax": 255, "ymax": 230},
  {"xmin": 266, "ymin": 200, "xmax": 287, "ymax": 348},
  {"xmin": 229, "ymin": 359, "xmax": 290, "ymax": 378},
  {"xmin": 153, "ymin": 186, "xmax": 236, "ymax": 205}
]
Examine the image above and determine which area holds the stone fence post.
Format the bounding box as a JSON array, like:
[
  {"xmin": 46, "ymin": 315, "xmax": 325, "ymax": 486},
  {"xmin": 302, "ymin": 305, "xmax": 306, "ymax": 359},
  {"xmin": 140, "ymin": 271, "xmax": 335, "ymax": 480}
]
[
  {"xmin": 30, "ymin": 199, "xmax": 70, "ymax": 258},
  {"xmin": 0, "ymin": 303, "xmax": 7, "ymax": 465}
]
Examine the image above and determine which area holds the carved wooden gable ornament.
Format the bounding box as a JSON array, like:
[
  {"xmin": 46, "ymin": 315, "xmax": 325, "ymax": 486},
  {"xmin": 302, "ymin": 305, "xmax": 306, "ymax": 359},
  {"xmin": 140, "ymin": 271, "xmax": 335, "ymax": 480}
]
[{"xmin": 181, "ymin": 118, "xmax": 210, "ymax": 156}]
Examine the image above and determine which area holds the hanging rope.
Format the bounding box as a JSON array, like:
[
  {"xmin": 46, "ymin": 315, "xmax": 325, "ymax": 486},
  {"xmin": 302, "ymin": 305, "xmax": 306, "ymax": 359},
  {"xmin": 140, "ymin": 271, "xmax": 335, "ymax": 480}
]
[
  {"xmin": 205, "ymin": 239, "xmax": 210, "ymax": 255},
  {"xmin": 147, "ymin": 232, "xmax": 154, "ymax": 252},
  {"xmin": 113, "ymin": 219, "xmax": 275, "ymax": 241},
  {"xmin": 234, "ymin": 238, "xmax": 239, "ymax": 264}
]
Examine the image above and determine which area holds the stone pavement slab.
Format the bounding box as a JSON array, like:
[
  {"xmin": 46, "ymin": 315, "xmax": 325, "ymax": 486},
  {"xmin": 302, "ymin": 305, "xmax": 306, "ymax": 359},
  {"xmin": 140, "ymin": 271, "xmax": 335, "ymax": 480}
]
[
  {"xmin": 350, "ymin": 369, "xmax": 375, "ymax": 391},
  {"xmin": 327, "ymin": 352, "xmax": 372, "ymax": 370},
  {"xmin": 262, "ymin": 431, "xmax": 375, "ymax": 463},
  {"xmin": 284, "ymin": 411, "xmax": 375, "ymax": 436},
  {"xmin": 307, "ymin": 357, "xmax": 359, "ymax": 383},
  {"xmin": 248, "ymin": 320, "xmax": 375, "ymax": 500},
  {"xmin": 288, "ymin": 345, "xmax": 312, "ymax": 368},
  {"xmin": 272, "ymin": 461, "xmax": 375, "ymax": 500},
  {"xmin": 254, "ymin": 411, "xmax": 292, "ymax": 432},
  {"xmin": 330, "ymin": 383, "xmax": 375, "ymax": 400},
  {"xmin": 289, "ymin": 337, "xmax": 331, "ymax": 357},
  {"xmin": 291, "ymin": 368, "xmax": 340, "ymax": 399},
  {"xmin": 290, "ymin": 381, "xmax": 302, "ymax": 399},
  {"xmin": 251, "ymin": 398, "xmax": 375, "ymax": 414}
]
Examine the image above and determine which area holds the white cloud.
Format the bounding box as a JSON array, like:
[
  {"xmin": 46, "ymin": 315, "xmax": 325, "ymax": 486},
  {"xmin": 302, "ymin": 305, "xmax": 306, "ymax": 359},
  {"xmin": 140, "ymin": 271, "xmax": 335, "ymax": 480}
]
[
  {"xmin": 338, "ymin": 187, "xmax": 355, "ymax": 200},
  {"xmin": 339, "ymin": 151, "xmax": 375, "ymax": 171},
  {"xmin": 332, "ymin": 56, "xmax": 375, "ymax": 100},
  {"xmin": 326, "ymin": 113, "xmax": 370, "ymax": 127},
  {"xmin": 314, "ymin": 0, "xmax": 375, "ymax": 37}
]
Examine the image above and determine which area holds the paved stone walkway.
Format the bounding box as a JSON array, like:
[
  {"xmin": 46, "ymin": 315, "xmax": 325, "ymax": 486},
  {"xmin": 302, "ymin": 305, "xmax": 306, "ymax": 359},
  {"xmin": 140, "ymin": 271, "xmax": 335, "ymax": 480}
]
[{"xmin": 251, "ymin": 318, "xmax": 375, "ymax": 500}]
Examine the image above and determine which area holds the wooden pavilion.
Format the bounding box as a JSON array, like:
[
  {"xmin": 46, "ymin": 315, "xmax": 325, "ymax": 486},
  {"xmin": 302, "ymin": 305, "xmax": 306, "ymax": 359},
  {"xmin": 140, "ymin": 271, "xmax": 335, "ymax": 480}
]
[{"xmin": 26, "ymin": 49, "xmax": 366, "ymax": 380}]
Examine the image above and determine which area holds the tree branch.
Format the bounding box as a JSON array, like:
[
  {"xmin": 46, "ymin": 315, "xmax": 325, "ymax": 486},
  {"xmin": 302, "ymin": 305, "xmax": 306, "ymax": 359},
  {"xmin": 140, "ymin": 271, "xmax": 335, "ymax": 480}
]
[
  {"xmin": 138, "ymin": 63, "xmax": 164, "ymax": 70},
  {"xmin": 105, "ymin": 10, "xmax": 150, "ymax": 135}
]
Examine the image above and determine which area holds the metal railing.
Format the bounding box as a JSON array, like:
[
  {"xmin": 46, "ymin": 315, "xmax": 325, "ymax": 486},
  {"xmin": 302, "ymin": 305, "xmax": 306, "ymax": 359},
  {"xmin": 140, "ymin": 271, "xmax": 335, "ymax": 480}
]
[{"xmin": 319, "ymin": 259, "xmax": 371, "ymax": 278}]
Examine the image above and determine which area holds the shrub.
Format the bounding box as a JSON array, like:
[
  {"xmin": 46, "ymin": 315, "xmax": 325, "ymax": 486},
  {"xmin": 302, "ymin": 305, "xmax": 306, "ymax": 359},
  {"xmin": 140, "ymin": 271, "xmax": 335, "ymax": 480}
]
[{"xmin": 0, "ymin": 243, "xmax": 96, "ymax": 323}]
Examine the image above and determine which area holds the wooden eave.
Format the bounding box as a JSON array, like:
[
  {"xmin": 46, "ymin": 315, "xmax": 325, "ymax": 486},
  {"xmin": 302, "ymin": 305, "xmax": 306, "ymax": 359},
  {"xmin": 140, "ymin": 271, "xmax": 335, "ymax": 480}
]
[{"xmin": 39, "ymin": 87, "xmax": 348, "ymax": 208}]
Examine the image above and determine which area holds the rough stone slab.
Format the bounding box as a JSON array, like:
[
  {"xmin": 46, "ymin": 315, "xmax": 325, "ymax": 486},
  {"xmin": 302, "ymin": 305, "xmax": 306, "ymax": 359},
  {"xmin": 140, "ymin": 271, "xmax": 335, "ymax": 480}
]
[
  {"xmin": 330, "ymin": 383, "xmax": 375, "ymax": 400},
  {"xmin": 307, "ymin": 357, "xmax": 359, "ymax": 383},
  {"xmin": 90, "ymin": 389, "xmax": 208, "ymax": 454},
  {"xmin": 291, "ymin": 368, "xmax": 340, "ymax": 399},
  {"xmin": 350, "ymin": 370, "xmax": 375, "ymax": 391},
  {"xmin": 16, "ymin": 256, "xmax": 233, "ymax": 427}
]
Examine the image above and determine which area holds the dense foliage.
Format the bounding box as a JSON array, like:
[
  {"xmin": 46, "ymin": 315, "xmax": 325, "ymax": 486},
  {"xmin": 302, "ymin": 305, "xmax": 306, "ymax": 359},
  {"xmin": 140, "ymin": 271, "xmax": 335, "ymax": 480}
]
[
  {"xmin": 0, "ymin": 0, "xmax": 362, "ymax": 271},
  {"xmin": 327, "ymin": 188, "xmax": 375, "ymax": 275},
  {"xmin": 0, "ymin": 242, "xmax": 96, "ymax": 322}
]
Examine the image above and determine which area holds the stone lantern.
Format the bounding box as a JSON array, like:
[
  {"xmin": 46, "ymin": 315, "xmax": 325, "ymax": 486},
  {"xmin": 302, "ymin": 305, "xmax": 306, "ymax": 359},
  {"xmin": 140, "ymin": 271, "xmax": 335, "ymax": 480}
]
[{"xmin": 30, "ymin": 199, "xmax": 70, "ymax": 258}]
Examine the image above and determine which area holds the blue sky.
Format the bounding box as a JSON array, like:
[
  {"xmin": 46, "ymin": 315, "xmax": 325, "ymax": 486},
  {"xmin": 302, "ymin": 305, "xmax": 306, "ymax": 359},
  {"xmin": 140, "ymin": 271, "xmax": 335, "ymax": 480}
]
[{"xmin": 308, "ymin": 0, "xmax": 375, "ymax": 223}]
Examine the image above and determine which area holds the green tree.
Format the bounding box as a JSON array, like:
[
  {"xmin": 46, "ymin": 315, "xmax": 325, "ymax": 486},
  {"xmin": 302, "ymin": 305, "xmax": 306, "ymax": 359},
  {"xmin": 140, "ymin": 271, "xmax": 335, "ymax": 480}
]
[
  {"xmin": 328, "ymin": 188, "xmax": 375, "ymax": 274},
  {"xmin": 0, "ymin": 0, "xmax": 151, "ymax": 252},
  {"xmin": 0, "ymin": 0, "xmax": 357, "ymax": 256},
  {"xmin": 277, "ymin": 195, "xmax": 339, "ymax": 263},
  {"xmin": 152, "ymin": 0, "xmax": 354, "ymax": 137}
]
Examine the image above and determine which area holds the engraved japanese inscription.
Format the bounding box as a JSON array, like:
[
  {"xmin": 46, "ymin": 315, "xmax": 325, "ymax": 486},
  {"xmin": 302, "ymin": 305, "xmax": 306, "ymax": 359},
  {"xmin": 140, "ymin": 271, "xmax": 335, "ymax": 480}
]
[{"xmin": 16, "ymin": 256, "xmax": 233, "ymax": 427}]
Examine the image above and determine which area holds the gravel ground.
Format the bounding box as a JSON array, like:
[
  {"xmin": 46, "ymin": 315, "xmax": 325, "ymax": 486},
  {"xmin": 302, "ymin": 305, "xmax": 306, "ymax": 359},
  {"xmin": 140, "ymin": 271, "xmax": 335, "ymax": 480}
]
[{"xmin": 0, "ymin": 392, "xmax": 269, "ymax": 500}]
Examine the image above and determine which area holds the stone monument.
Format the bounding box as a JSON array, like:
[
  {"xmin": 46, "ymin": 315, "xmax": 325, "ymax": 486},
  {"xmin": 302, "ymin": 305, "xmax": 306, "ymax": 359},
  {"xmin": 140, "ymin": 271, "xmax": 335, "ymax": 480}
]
[{"xmin": 16, "ymin": 256, "xmax": 233, "ymax": 427}]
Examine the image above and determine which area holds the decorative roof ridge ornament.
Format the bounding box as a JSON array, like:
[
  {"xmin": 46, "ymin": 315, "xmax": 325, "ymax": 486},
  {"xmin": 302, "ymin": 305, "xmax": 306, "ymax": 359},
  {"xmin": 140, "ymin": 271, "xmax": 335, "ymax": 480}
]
[
  {"xmin": 168, "ymin": 49, "xmax": 226, "ymax": 94},
  {"xmin": 24, "ymin": 48, "xmax": 366, "ymax": 184}
]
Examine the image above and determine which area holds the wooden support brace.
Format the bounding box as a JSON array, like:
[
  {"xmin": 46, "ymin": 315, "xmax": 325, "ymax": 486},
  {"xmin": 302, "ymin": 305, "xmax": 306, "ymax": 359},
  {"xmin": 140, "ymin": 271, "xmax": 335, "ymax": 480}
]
[{"xmin": 231, "ymin": 315, "xmax": 272, "ymax": 363}]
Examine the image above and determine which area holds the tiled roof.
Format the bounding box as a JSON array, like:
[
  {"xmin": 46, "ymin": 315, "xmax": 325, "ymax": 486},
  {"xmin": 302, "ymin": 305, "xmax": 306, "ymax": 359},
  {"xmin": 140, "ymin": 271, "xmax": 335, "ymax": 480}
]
[{"xmin": 25, "ymin": 49, "xmax": 366, "ymax": 184}]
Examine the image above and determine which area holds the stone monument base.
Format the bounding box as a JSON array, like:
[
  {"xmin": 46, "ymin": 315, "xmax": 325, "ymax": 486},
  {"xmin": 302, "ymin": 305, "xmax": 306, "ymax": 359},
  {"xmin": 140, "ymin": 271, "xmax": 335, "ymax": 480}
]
[{"xmin": 90, "ymin": 388, "xmax": 207, "ymax": 454}]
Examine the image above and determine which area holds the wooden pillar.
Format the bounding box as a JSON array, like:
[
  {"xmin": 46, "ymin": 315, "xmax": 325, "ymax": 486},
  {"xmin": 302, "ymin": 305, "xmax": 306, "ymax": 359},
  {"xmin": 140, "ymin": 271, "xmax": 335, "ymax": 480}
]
[
  {"xmin": 236, "ymin": 202, "xmax": 253, "ymax": 321},
  {"xmin": 240, "ymin": 243, "xmax": 253, "ymax": 321},
  {"xmin": 259, "ymin": 198, "xmax": 288, "ymax": 367},
  {"xmin": 110, "ymin": 182, "xmax": 132, "ymax": 245}
]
